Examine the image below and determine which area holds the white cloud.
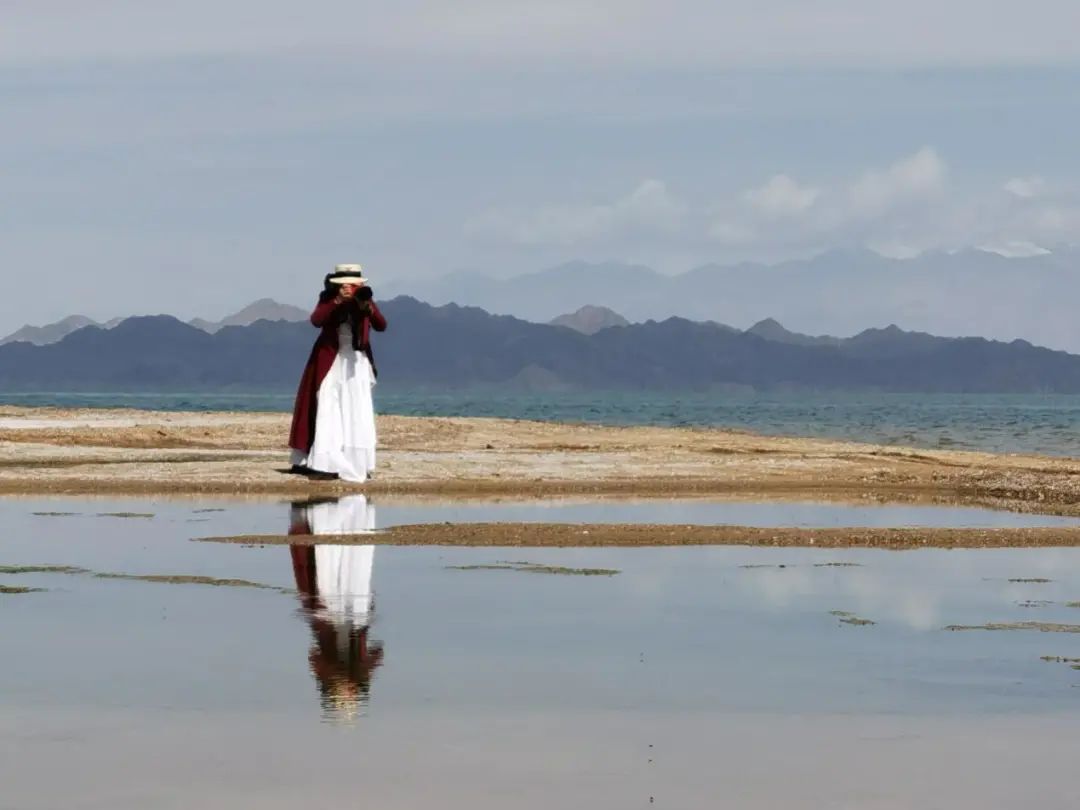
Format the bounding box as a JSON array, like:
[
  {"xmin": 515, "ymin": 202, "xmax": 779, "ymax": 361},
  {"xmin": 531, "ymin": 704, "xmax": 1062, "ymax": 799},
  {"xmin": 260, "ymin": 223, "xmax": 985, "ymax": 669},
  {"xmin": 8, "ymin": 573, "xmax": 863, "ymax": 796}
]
[
  {"xmin": 465, "ymin": 148, "xmax": 1080, "ymax": 261},
  {"xmin": 464, "ymin": 148, "xmax": 1080, "ymax": 260},
  {"xmin": 1004, "ymin": 176, "xmax": 1047, "ymax": 199},
  {"xmin": 703, "ymin": 148, "xmax": 952, "ymax": 256},
  {"xmin": 846, "ymin": 147, "xmax": 945, "ymax": 214},
  {"xmin": 977, "ymin": 240, "xmax": 1052, "ymax": 258},
  {"xmin": 465, "ymin": 180, "xmax": 686, "ymax": 246},
  {"xmin": 744, "ymin": 174, "xmax": 819, "ymax": 217},
  {"xmin": 712, "ymin": 149, "xmax": 1080, "ymax": 259}
]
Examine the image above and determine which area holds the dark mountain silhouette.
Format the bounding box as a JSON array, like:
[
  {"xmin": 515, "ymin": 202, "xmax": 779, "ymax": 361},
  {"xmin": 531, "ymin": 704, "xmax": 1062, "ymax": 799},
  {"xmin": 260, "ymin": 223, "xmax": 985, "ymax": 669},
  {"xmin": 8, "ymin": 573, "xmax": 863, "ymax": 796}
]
[
  {"xmin": 3, "ymin": 296, "xmax": 1080, "ymax": 393},
  {"xmin": 550, "ymin": 305, "xmax": 631, "ymax": 334}
]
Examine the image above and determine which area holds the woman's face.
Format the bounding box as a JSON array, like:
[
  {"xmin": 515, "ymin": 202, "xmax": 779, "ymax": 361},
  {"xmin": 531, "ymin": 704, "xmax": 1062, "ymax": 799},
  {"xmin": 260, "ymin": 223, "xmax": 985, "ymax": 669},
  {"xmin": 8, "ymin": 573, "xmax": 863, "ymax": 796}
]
[{"xmin": 339, "ymin": 283, "xmax": 357, "ymax": 298}]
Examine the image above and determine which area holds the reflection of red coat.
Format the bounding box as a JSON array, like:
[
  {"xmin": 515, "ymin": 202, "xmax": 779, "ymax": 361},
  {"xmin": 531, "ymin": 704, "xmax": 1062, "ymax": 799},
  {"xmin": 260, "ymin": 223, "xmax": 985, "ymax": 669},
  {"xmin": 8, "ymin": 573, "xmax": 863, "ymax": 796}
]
[{"xmin": 288, "ymin": 297, "xmax": 387, "ymax": 453}]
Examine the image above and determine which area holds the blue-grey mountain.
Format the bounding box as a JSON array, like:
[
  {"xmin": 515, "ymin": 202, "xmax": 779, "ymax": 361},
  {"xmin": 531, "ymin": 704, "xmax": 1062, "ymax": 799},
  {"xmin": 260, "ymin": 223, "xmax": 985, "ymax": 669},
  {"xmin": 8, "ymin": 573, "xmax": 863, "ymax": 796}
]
[
  {"xmin": 1, "ymin": 315, "xmax": 105, "ymax": 347},
  {"xmin": 2, "ymin": 299, "xmax": 307, "ymax": 346},
  {"xmin": 382, "ymin": 249, "xmax": 1080, "ymax": 353},
  {"xmin": 1, "ymin": 297, "xmax": 1079, "ymax": 393},
  {"xmin": 549, "ymin": 306, "xmax": 631, "ymax": 335}
]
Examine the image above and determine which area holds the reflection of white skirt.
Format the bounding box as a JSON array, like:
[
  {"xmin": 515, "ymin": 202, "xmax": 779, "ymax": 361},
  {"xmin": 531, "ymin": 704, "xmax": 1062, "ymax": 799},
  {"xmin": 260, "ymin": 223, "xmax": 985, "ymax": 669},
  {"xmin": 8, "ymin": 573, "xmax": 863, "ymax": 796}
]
[
  {"xmin": 305, "ymin": 495, "xmax": 377, "ymax": 535},
  {"xmin": 306, "ymin": 496, "xmax": 377, "ymax": 626},
  {"xmin": 291, "ymin": 342, "xmax": 377, "ymax": 483},
  {"xmin": 314, "ymin": 544, "xmax": 375, "ymax": 626}
]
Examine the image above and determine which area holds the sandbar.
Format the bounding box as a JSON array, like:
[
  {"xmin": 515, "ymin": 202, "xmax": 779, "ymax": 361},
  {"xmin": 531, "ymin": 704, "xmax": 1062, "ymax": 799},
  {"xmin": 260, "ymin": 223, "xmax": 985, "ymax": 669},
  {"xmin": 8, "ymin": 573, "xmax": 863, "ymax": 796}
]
[
  {"xmin": 205, "ymin": 522, "xmax": 1080, "ymax": 548},
  {"xmin": 1, "ymin": 406, "xmax": 1079, "ymax": 520}
]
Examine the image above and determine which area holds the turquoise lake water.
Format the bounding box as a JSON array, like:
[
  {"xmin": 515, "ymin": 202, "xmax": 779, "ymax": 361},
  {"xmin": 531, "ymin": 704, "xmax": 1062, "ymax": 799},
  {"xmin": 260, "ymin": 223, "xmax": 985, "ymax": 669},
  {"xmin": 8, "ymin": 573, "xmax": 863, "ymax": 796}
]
[{"xmin": 6, "ymin": 389, "xmax": 1080, "ymax": 456}]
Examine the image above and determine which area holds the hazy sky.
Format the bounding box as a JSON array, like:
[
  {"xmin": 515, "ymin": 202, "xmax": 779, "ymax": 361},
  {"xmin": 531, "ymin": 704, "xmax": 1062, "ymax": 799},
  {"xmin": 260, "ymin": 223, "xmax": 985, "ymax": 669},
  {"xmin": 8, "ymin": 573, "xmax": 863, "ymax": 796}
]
[{"xmin": 4, "ymin": 1, "xmax": 1080, "ymax": 332}]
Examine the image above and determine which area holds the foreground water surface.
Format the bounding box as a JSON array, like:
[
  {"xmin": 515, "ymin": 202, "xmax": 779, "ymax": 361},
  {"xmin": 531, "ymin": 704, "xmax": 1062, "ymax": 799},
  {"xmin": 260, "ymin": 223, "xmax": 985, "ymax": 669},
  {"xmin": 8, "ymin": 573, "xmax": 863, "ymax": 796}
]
[{"xmin": 2, "ymin": 496, "xmax": 1079, "ymax": 809}]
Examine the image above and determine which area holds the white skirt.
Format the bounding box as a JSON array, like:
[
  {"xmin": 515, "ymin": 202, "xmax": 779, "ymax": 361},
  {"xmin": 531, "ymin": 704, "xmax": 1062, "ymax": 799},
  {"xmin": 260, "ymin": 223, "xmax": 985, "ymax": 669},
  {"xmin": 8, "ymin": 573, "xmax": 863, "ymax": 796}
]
[{"xmin": 291, "ymin": 331, "xmax": 377, "ymax": 483}]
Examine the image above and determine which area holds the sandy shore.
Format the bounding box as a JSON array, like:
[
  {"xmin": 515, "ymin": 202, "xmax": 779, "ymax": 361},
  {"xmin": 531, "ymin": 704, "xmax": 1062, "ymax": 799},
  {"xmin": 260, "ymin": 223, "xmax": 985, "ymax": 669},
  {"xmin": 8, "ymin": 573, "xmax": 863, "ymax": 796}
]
[
  {"xmin": 207, "ymin": 523, "xmax": 1080, "ymax": 548},
  {"xmin": 1, "ymin": 405, "xmax": 1080, "ymax": 514}
]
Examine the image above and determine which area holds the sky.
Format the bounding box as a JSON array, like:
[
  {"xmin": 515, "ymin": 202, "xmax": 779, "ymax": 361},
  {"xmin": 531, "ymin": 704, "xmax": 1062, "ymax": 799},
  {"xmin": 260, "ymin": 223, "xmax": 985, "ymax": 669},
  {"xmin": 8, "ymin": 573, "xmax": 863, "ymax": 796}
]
[{"xmin": 3, "ymin": 1, "xmax": 1080, "ymax": 333}]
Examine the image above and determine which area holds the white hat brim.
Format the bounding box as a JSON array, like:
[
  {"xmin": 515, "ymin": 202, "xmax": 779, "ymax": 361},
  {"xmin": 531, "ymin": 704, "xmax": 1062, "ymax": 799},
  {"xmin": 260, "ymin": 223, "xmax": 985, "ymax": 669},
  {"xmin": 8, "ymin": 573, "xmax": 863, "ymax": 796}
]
[{"xmin": 329, "ymin": 275, "xmax": 368, "ymax": 285}]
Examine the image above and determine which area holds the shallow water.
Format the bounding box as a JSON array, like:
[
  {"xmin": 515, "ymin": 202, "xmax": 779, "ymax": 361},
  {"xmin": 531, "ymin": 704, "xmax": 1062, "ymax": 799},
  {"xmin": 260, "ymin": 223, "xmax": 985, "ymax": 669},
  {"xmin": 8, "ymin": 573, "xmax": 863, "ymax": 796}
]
[
  {"xmin": 2, "ymin": 496, "xmax": 1080, "ymax": 809},
  {"xmin": 12, "ymin": 496, "xmax": 1080, "ymax": 531}
]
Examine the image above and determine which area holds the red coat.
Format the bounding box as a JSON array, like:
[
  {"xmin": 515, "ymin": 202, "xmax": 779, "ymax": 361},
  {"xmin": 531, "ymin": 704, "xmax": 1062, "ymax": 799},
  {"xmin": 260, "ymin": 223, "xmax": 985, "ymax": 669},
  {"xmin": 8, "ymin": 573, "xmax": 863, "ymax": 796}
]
[{"xmin": 288, "ymin": 297, "xmax": 387, "ymax": 453}]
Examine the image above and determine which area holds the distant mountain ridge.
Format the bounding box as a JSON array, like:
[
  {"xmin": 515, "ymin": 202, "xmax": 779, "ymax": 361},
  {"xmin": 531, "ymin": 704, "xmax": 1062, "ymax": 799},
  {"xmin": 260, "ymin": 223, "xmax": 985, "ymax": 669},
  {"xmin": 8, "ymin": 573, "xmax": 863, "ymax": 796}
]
[
  {"xmin": 380, "ymin": 248, "xmax": 1080, "ymax": 353},
  {"xmin": 746, "ymin": 318, "xmax": 842, "ymax": 347},
  {"xmin": 189, "ymin": 298, "xmax": 308, "ymax": 333},
  {"xmin": 0, "ymin": 315, "xmax": 117, "ymax": 347},
  {"xmin": 2, "ymin": 296, "xmax": 1079, "ymax": 394},
  {"xmin": 550, "ymin": 305, "xmax": 631, "ymax": 334},
  {"xmin": 1, "ymin": 298, "xmax": 307, "ymax": 345}
]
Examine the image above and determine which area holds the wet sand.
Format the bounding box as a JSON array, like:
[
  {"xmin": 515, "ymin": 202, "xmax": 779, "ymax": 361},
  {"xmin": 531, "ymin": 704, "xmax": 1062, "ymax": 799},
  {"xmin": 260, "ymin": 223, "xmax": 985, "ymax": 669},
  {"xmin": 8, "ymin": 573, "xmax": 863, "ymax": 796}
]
[
  {"xmin": 2, "ymin": 405, "xmax": 1080, "ymax": 516},
  {"xmin": 206, "ymin": 522, "xmax": 1080, "ymax": 548}
]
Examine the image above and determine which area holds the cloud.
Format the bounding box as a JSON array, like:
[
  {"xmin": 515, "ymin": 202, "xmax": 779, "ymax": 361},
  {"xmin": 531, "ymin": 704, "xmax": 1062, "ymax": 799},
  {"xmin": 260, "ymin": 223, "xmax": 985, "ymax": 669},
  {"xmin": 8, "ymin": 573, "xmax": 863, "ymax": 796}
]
[
  {"xmin": 744, "ymin": 175, "xmax": 820, "ymax": 217},
  {"xmin": 703, "ymin": 148, "xmax": 952, "ymax": 256},
  {"xmin": 846, "ymin": 147, "xmax": 945, "ymax": 214},
  {"xmin": 1004, "ymin": 176, "xmax": 1047, "ymax": 199},
  {"xmin": 976, "ymin": 240, "xmax": 1052, "ymax": 258},
  {"xmin": 466, "ymin": 148, "xmax": 1080, "ymax": 260},
  {"xmin": 707, "ymin": 147, "xmax": 1080, "ymax": 259},
  {"xmin": 464, "ymin": 180, "xmax": 686, "ymax": 246}
]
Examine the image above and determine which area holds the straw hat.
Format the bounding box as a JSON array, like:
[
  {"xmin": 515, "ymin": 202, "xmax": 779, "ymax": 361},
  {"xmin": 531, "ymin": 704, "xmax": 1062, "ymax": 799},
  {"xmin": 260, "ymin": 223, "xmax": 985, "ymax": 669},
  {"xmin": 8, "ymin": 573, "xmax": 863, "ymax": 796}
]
[{"xmin": 328, "ymin": 263, "xmax": 368, "ymax": 285}]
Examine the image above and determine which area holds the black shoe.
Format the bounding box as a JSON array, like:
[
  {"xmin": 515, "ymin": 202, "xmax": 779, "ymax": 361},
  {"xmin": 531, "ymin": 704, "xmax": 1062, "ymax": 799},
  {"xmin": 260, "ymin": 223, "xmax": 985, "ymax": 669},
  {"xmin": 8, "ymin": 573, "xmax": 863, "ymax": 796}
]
[
  {"xmin": 289, "ymin": 464, "xmax": 312, "ymax": 476},
  {"xmin": 306, "ymin": 470, "xmax": 340, "ymax": 481}
]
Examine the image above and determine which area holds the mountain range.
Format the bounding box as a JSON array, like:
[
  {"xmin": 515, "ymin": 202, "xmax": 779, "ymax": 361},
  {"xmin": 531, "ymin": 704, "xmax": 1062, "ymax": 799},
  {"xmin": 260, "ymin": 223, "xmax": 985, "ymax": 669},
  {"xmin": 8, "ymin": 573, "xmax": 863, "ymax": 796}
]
[
  {"xmin": 549, "ymin": 305, "xmax": 631, "ymax": 334},
  {"xmin": 4, "ymin": 299, "xmax": 627, "ymax": 346},
  {"xmin": 0, "ymin": 298, "xmax": 307, "ymax": 346},
  {"xmin": 0, "ymin": 315, "xmax": 123, "ymax": 347},
  {"xmin": 11, "ymin": 249, "xmax": 1080, "ymax": 351},
  {"xmin": 380, "ymin": 248, "xmax": 1080, "ymax": 353},
  {"xmin": 188, "ymin": 299, "xmax": 308, "ymax": 333},
  {"xmin": 2, "ymin": 296, "xmax": 1079, "ymax": 393}
]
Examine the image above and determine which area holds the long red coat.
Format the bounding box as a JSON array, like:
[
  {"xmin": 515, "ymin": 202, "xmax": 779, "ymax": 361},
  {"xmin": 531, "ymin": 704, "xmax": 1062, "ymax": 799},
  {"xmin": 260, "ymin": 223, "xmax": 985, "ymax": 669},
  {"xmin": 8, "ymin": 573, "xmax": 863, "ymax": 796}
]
[{"xmin": 288, "ymin": 297, "xmax": 387, "ymax": 453}]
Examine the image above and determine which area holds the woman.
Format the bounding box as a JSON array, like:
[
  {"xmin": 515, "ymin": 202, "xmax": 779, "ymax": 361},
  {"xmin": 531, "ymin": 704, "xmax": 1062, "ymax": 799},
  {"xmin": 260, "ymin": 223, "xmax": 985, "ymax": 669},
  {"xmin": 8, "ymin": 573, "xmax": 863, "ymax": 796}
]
[{"xmin": 288, "ymin": 264, "xmax": 387, "ymax": 482}]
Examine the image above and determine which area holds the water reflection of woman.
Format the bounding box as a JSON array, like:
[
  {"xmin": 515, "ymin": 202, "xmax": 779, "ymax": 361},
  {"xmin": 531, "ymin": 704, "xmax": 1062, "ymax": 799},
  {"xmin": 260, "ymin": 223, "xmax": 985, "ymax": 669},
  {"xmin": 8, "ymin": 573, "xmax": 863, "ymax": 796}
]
[{"xmin": 288, "ymin": 495, "xmax": 383, "ymax": 722}]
